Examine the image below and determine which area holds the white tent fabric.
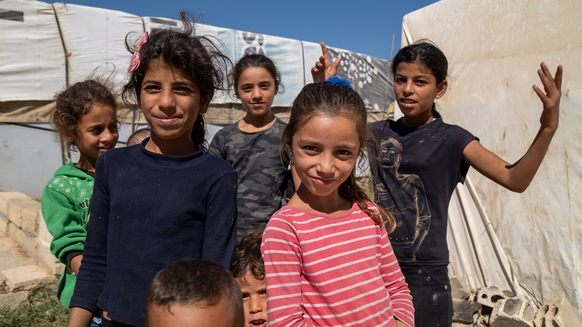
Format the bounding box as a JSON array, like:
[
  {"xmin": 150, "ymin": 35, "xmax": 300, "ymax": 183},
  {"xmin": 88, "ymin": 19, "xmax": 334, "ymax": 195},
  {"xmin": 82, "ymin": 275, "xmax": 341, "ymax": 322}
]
[
  {"xmin": 0, "ymin": 0, "xmax": 64, "ymax": 101},
  {"xmin": 52, "ymin": 3, "xmax": 143, "ymax": 90},
  {"xmin": 0, "ymin": 0, "xmax": 393, "ymax": 122},
  {"xmin": 402, "ymin": 0, "xmax": 582, "ymax": 309}
]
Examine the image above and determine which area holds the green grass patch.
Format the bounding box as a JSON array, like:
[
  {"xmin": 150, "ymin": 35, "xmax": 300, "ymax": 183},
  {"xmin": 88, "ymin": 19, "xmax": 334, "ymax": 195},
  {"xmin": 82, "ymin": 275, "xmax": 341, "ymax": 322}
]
[{"xmin": 0, "ymin": 283, "xmax": 69, "ymax": 327}]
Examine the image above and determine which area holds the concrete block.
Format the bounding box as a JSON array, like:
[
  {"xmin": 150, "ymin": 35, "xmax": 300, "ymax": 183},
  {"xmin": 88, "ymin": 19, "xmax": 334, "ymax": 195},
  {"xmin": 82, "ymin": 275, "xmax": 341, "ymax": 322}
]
[
  {"xmin": 0, "ymin": 192, "xmax": 31, "ymax": 215},
  {"xmin": 0, "ymin": 212, "xmax": 9, "ymax": 237},
  {"xmin": 453, "ymin": 298, "xmax": 481, "ymax": 324},
  {"xmin": 21, "ymin": 205, "xmax": 40, "ymax": 235},
  {"xmin": 8, "ymin": 199, "xmax": 39, "ymax": 229},
  {"xmin": 476, "ymin": 285, "xmax": 516, "ymax": 308},
  {"xmin": 491, "ymin": 297, "xmax": 533, "ymax": 327},
  {"xmin": 38, "ymin": 211, "xmax": 53, "ymax": 245},
  {"xmin": 37, "ymin": 237, "xmax": 63, "ymax": 275},
  {"xmin": 450, "ymin": 275, "xmax": 472, "ymax": 300},
  {"xmin": 0, "ymin": 291, "xmax": 29, "ymax": 309},
  {"xmin": 8, "ymin": 223, "xmax": 37, "ymax": 259},
  {"xmin": 534, "ymin": 298, "xmax": 582, "ymax": 327},
  {"xmin": 1, "ymin": 265, "xmax": 56, "ymax": 292},
  {"xmin": 523, "ymin": 304, "xmax": 536, "ymax": 322}
]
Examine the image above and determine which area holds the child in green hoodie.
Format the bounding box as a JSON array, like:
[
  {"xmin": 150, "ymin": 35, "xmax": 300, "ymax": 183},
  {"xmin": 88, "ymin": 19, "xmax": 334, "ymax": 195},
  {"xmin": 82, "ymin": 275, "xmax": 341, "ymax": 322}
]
[{"xmin": 41, "ymin": 79, "xmax": 119, "ymax": 321}]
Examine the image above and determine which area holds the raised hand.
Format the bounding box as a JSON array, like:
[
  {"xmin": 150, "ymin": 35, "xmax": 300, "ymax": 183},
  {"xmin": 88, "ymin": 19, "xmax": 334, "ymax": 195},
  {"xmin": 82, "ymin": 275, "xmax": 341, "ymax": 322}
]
[
  {"xmin": 311, "ymin": 42, "xmax": 341, "ymax": 82},
  {"xmin": 533, "ymin": 62, "xmax": 563, "ymax": 131}
]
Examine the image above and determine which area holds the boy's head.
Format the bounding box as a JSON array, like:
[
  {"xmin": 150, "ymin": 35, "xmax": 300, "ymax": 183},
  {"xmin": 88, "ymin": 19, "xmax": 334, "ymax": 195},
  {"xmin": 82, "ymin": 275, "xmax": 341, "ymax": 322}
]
[
  {"xmin": 146, "ymin": 259, "xmax": 244, "ymax": 327},
  {"xmin": 127, "ymin": 127, "xmax": 151, "ymax": 146},
  {"xmin": 230, "ymin": 226, "xmax": 268, "ymax": 327}
]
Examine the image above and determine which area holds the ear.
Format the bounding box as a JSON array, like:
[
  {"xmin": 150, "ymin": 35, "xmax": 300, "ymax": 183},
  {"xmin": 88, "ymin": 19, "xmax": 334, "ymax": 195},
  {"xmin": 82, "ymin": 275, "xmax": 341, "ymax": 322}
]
[
  {"xmin": 199, "ymin": 91, "xmax": 213, "ymax": 114},
  {"xmin": 435, "ymin": 80, "xmax": 448, "ymax": 99},
  {"xmin": 274, "ymin": 82, "xmax": 279, "ymax": 96},
  {"xmin": 63, "ymin": 132, "xmax": 75, "ymax": 143}
]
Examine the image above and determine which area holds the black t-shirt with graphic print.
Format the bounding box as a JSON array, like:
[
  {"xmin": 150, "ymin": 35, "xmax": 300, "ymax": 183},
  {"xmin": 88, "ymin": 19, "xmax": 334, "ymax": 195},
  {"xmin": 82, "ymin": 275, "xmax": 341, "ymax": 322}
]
[{"xmin": 369, "ymin": 118, "xmax": 477, "ymax": 267}]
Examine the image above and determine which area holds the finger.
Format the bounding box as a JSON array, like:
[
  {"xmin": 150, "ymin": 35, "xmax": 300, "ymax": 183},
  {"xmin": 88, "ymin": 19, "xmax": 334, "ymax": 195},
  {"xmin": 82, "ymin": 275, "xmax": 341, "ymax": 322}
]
[
  {"xmin": 532, "ymin": 84, "xmax": 548, "ymax": 103},
  {"xmin": 320, "ymin": 42, "xmax": 330, "ymax": 60},
  {"xmin": 554, "ymin": 65, "xmax": 563, "ymax": 91},
  {"xmin": 332, "ymin": 57, "xmax": 341, "ymax": 71}
]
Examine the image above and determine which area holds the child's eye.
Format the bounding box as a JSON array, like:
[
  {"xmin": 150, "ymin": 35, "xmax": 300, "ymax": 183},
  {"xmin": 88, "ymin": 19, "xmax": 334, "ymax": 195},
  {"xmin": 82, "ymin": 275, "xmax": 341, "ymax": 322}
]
[
  {"xmin": 303, "ymin": 146, "xmax": 318, "ymax": 152},
  {"xmin": 337, "ymin": 150, "xmax": 352, "ymax": 156},
  {"xmin": 175, "ymin": 86, "xmax": 192, "ymax": 93},
  {"xmin": 395, "ymin": 77, "xmax": 406, "ymax": 83},
  {"xmin": 242, "ymin": 293, "xmax": 250, "ymax": 299}
]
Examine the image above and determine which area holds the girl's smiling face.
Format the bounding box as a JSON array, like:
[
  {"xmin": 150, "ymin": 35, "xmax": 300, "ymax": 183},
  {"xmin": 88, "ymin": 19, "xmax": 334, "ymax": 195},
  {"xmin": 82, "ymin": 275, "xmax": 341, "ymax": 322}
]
[
  {"xmin": 236, "ymin": 67, "xmax": 278, "ymax": 120},
  {"xmin": 138, "ymin": 60, "xmax": 211, "ymax": 154},
  {"xmin": 393, "ymin": 61, "xmax": 447, "ymax": 127},
  {"xmin": 291, "ymin": 114, "xmax": 360, "ymax": 201},
  {"xmin": 65, "ymin": 103, "xmax": 118, "ymax": 171}
]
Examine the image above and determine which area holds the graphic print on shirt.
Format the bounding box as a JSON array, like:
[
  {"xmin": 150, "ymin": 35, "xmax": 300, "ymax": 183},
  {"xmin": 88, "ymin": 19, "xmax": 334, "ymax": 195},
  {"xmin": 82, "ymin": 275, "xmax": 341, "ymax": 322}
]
[{"xmin": 377, "ymin": 137, "xmax": 431, "ymax": 261}]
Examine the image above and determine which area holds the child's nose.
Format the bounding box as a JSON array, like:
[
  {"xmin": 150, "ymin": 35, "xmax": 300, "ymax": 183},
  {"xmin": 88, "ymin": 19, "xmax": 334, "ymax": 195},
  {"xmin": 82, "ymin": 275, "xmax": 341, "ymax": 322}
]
[
  {"xmin": 249, "ymin": 297, "xmax": 263, "ymax": 313},
  {"xmin": 101, "ymin": 129, "xmax": 116, "ymax": 143},
  {"xmin": 251, "ymin": 87, "xmax": 262, "ymax": 99},
  {"xmin": 403, "ymin": 81, "xmax": 414, "ymax": 94},
  {"xmin": 159, "ymin": 90, "xmax": 175, "ymax": 109},
  {"xmin": 317, "ymin": 153, "xmax": 335, "ymax": 175}
]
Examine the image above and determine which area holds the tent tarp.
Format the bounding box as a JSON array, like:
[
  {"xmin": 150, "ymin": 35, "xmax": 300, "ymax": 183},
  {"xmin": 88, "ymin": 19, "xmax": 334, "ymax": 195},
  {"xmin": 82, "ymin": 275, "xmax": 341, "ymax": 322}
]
[
  {"xmin": 0, "ymin": 0, "xmax": 393, "ymax": 124},
  {"xmin": 402, "ymin": 0, "xmax": 582, "ymax": 309}
]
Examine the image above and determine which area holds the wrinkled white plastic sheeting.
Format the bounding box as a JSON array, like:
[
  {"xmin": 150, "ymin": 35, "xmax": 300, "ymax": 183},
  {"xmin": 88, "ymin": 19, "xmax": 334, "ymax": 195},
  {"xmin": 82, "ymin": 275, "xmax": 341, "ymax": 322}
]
[
  {"xmin": 53, "ymin": 3, "xmax": 143, "ymax": 94},
  {"xmin": 447, "ymin": 178, "xmax": 520, "ymax": 295},
  {"xmin": 403, "ymin": 0, "xmax": 582, "ymax": 309},
  {"xmin": 0, "ymin": 0, "xmax": 64, "ymax": 101}
]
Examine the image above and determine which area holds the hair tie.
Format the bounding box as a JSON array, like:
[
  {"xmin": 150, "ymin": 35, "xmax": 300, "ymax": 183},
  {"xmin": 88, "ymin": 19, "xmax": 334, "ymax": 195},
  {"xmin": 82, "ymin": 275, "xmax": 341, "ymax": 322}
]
[
  {"xmin": 326, "ymin": 76, "xmax": 351, "ymax": 88},
  {"xmin": 128, "ymin": 32, "xmax": 149, "ymax": 73}
]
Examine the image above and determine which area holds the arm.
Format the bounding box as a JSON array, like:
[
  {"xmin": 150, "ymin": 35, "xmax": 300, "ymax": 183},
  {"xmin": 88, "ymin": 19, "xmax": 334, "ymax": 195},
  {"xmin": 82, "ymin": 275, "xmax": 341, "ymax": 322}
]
[
  {"xmin": 208, "ymin": 130, "xmax": 225, "ymax": 158},
  {"xmin": 310, "ymin": 42, "xmax": 341, "ymax": 83},
  {"xmin": 261, "ymin": 218, "xmax": 315, "ymax": 327},
  {"xmin": 462, "ymin": 63, "xmax": 563, "ymax": 193},
  {"xmin": 68, "ymin": 158, "xmax": 111, "ymax": 321},
  {"xmin": 380, "ymin": 228, "xmax": 414, "ymax": 327},
  {"xmin": 67, "ymin": 307, "xmax": 93, "ymax": 327},
  {"xmin": 202, "ymin": 169, "xmax": 238, "ymax": 268},
  {"xmin": 40, "ymin": 187, "xmax": 87, "ymax": 265}
]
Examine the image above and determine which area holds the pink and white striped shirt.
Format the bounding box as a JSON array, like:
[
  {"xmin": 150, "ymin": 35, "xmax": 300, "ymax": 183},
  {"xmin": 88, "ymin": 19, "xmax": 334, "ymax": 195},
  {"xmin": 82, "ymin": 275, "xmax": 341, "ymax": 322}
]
[{"xmin": 261, "ymin": 202, "xmax": 414, "ymax": 327}]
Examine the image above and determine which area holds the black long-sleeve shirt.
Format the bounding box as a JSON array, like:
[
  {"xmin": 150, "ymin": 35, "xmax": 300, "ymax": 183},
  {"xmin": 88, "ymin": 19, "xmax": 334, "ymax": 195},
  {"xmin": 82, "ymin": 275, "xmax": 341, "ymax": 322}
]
[{"xmin": 70, "ymin": 142, "xmax": 238, "ymax": 326}]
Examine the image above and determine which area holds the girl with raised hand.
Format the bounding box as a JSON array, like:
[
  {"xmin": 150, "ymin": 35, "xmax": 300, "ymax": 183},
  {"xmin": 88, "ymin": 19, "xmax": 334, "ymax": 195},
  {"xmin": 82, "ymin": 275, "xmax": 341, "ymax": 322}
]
[
  {"xmin": 209, "ymin": 54, "xmax": 292, "ymax": 239},
  {"xmin": 67, "ymin": 12, "xmax": 237, "ymax": 327},
  {"xmin": 261, "ymin": 81, "xmax": 414, "ymax": 327},
  {"xmin": 42, "ymin": 79, "xmax": 118, "ymax": 326},
  {"xmin": 313, "ymin": 41, "xmax": 562, "ymax": 327}
]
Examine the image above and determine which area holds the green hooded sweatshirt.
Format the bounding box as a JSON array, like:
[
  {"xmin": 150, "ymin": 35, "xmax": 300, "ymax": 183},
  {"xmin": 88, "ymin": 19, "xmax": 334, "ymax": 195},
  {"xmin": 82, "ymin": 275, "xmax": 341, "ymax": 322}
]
[{"xmin": 41, "ymin": 163, "xmax": 94, "ymax": 308}]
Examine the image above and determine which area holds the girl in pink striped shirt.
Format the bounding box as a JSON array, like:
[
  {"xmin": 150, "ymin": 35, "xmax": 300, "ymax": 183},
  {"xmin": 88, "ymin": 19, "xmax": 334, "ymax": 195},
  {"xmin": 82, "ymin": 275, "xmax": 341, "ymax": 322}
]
[{"xmin": 261, "ymin": 81, "xmax": 414, "ymax": 327}]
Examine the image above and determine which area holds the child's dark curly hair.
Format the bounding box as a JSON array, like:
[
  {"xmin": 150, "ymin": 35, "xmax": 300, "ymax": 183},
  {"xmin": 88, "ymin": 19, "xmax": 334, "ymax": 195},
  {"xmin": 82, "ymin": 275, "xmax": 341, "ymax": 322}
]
[
  {"xmin": 52, "ymin": 79, "xmax": 117, "ymax": 151},
  {"xmin": 230, "ymin": 225, "xmax": 266, "ymax": 282},
  {"xmin": 122, "ymin": 11, "xmax": 231, "ymax": 150}
]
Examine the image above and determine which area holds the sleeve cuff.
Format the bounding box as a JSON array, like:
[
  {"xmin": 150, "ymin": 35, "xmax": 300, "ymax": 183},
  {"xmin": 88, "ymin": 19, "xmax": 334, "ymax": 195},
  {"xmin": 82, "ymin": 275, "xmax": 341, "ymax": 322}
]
[{"xmin": 65, "ymin": 251, "xmax": 83, "ymax": 267}]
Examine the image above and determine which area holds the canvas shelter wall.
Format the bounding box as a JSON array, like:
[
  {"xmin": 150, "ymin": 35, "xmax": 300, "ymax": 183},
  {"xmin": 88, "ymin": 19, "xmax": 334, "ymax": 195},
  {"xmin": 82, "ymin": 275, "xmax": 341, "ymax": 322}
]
[
  {"xmin": 0, "ymin": 0, "xmax": 394, "ymax": 125},
  {"xmin": 402, "ymin": 0, "xmax": 582, "ymax": 309}
]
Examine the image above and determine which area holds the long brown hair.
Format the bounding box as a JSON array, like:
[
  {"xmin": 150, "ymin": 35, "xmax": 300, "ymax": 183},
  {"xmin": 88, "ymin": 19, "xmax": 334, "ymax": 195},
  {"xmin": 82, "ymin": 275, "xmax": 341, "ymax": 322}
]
[
  {"xmin": 122, "ymin": 11, "xmax": 231, "ymax": 150},
  {"xmin": 281, "ymin": 82, "xmax": 396, "ymax": 232}
]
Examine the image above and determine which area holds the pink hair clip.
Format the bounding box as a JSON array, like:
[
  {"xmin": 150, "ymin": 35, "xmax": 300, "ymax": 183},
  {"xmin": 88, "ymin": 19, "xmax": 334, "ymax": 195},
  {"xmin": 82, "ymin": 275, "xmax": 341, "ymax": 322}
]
[{"xmin": 128, "ymin": 32, "xmax": 149, "ymax": 73}]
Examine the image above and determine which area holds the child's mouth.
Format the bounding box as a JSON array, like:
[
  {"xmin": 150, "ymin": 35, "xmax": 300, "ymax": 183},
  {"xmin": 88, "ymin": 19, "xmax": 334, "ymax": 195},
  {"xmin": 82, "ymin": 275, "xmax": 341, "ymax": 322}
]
[{"xmin": 249, "ymin": 319, "xmax": 266, "ymax": 327}]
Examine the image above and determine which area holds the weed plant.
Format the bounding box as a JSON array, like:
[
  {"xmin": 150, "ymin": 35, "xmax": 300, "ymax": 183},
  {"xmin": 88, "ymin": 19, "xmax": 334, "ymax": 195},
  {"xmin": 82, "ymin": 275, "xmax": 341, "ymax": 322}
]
[{"xmin": 0, "ymin": 283, "xmax": 69, "ymax": 327}]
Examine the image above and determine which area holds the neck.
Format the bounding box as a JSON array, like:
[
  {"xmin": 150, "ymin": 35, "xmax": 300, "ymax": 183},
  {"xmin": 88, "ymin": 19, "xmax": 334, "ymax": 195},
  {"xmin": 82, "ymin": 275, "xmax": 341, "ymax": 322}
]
[
  {"xmin": 402, "ymin": 111, "xmax": 435, "ymax": 128},
  {"xmin": 145, "ymin": 133, "xmax": 199, "ymax": 156},
  {"xmin": 239, "ymin": 112, "xmax": 276, "ymax": 133},
  {"xmin": 75, "ymin": 154, "xmax": 97, "ymax": 172},
  {"xmin": 289, "ymin": 185, "xmax": 352, "ymax": 216}
]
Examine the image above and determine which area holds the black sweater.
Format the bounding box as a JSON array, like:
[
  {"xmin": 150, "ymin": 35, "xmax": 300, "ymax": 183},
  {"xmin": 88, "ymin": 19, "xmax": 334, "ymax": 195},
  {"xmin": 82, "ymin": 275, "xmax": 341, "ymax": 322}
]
[{"xmin": 70, "ymin": 142, "xmax": 238, "ymax": 326}]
